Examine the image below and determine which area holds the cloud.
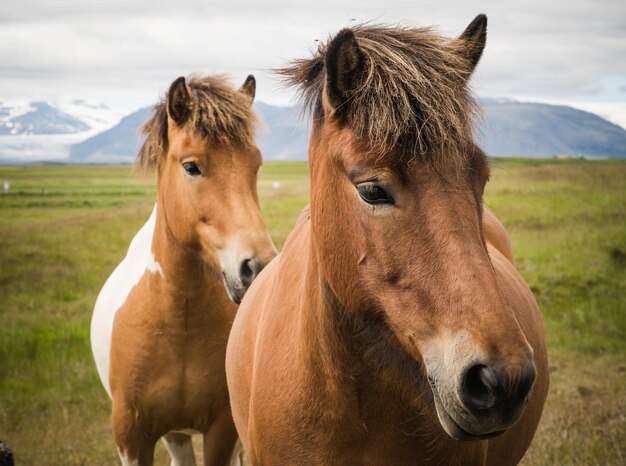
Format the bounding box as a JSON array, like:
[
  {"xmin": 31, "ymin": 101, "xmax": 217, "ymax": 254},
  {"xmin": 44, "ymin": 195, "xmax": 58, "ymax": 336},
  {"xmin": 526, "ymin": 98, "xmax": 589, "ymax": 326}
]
[{"xmin": 0, "ymin": 0, "xmax": 624, "ymax": 111}]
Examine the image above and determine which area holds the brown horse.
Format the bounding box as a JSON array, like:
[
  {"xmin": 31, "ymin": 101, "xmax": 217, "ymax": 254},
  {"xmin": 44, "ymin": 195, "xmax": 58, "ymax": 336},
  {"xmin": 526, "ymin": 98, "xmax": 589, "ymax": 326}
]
[
  {"xmin": 91, "ymin": 75, "xmax": 277, "ymax": 465},
  {"xmin": 226, "ymin": 15, "xmax": 548, "ymax": 465}
]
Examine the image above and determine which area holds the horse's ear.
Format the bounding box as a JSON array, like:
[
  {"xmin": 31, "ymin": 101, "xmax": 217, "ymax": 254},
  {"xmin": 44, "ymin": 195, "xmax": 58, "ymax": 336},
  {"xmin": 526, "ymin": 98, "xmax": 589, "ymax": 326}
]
[
  {"xmin": 324, "ymin": 28, "xmax": 365, "ymax": 111},
  {"xmin": 167, "ymin": 76, "xmax": 191, "ymax": 125},
  {"xmin": 453, "ymin": 14, "xmax": 487, "ymax": 75},
  {"xmin": 239, "ymin": 74, "xmax": 256, "ymax": 101}
]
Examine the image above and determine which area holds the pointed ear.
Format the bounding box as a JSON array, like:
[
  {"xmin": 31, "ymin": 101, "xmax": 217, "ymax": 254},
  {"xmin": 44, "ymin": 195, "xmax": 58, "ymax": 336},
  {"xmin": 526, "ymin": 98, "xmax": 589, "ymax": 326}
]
[
  {"xmin": 167, "ymin": 76, "xmax": 191, "ymax": 125},
  {"xmin": 324, "ymin": 29, "xmax": 365, "ymax": 111},
  {"xmin": 239, "ymin": 74, "xmax": 256, "ymax": 101},
  {"xmin": 453, "ymin": 14, "xmax": 487, "ymax": 74}
]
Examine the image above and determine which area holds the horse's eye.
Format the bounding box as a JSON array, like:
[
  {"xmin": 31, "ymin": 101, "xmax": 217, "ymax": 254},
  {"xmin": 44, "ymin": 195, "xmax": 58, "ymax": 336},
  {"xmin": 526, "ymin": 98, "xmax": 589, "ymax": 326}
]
[
  {"xmin": 356, "ymin": 182, "xmax": 394, "ymax": 205},
  {"xmin": 182, "ymin": 162, "xmax": 201, "ymax": 176}
]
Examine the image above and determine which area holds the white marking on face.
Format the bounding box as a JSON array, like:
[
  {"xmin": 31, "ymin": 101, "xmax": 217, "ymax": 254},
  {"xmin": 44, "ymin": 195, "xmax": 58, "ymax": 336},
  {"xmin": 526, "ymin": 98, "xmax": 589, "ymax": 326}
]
[
  {"xmin": 421, "ymin": 329, "xmax": 477, "ymax": 379},
  {"xmin": 216, "ymin": 234, "xmax": 249, "ymax": 281},
  {"xmin": 216, "ymin": 233, "xmax": 255, "ymax": 303},
  {"xmin": 420, "ymin": 329, "xmax": 489, "ymax": 436}
]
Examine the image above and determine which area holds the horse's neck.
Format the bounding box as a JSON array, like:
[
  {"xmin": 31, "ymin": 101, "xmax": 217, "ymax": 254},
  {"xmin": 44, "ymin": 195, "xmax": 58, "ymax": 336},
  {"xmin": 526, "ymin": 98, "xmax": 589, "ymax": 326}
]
[
  {"xmin": 149, "ymin": 202, "xmax": 228, "ymax": 316},
  {"xmin": 298, "ymin": 234, "xmax": 429, "ymax": 417},
  {"xmin": 298, "ymin": 250, "xmax": 360, "ymax": 398}
]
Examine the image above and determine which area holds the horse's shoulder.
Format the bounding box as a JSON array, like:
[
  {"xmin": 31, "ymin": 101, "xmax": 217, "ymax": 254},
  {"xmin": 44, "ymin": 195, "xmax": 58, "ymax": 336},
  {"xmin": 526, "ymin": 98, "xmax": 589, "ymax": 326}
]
[
  {"xmin": 96, "ymin": 206, "xmax": 157, "ymax": 311},
  {"xmin": 90, "ymin": 206, "xmax": 157, "ymax": 395},
  {"xmin": 278, "ymin": 205, "xmax": 311, "ymax": 255},
  {"xmin": 296, "ymin": 204, "xmax": 311, "ymax": 225},
  {"xmin": 483, "ymin": 208, "xmax": 515, "ymax": 265}
]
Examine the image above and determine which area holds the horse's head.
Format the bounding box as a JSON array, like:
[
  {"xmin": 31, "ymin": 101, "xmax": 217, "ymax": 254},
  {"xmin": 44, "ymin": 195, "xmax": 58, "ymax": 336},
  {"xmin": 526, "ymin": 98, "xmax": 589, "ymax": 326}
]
[
  {"xmin": 284, "ymin": 16, "xmax": 536, "ymax": 440},
  {"xmin": 137, "ymin": 75, "xmax": 277, "ymax": 303}
]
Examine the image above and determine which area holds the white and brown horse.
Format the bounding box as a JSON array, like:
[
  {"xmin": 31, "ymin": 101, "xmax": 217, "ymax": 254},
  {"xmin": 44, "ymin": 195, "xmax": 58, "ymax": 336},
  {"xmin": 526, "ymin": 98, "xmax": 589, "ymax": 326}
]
[
  {"xmin": 226, "ymin": 16, "xmax": 548, "ymax": 465},
  {"xmin": 91, "ymin": 75, "xmax": 276, "ymax": 465}
]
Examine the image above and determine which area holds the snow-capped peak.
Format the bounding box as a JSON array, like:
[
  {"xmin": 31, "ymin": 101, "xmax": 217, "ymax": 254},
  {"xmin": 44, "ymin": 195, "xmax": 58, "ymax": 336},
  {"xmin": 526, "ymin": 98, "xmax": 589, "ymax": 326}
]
[{"xmin": 0, "ymin": 100, "xmax": 124, "ymax": 136}]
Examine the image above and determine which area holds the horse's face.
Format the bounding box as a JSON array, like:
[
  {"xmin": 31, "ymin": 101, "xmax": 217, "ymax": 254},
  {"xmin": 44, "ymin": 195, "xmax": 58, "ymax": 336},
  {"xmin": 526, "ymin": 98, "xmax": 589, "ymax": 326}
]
[
  {"xmin": 310, "ymin": 18, "xmax": 536, "ymax": 441},
  {"xmin": 159, "ymin": 77, "xmax": 277, "ymax": 303}
]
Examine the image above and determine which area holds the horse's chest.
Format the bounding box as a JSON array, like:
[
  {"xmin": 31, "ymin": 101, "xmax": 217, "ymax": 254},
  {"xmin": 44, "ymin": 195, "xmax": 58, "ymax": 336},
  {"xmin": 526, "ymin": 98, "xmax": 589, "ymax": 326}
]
[
  {"xmin": 135, "ymin": 333, "xmax": 224, "ymax": 382},
  {"xmin": 140, "ymin": 366, "xmax": 224, "ymax": 425},
  {"xmin": 110, "ymin": 308, "xmax": 230, "ymax": 425}
]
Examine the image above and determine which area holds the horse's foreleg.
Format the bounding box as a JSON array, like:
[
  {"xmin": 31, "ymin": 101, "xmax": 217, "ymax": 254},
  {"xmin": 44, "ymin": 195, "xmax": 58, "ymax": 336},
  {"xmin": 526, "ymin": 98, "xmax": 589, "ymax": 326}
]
[
  {"xmin": 163, "ymin": 432, "xmax": 197, "ymax": 466},
  {"xmin": 203, "ymin": 409, "xmax": 239, "ymax": 466},
  {"xmin": 228, "ymin": 439, "xmax": 245, "ymax": 466},
  {"xmin": 111, "ymin": 397, "xmax": 157, "ymax": 466}
]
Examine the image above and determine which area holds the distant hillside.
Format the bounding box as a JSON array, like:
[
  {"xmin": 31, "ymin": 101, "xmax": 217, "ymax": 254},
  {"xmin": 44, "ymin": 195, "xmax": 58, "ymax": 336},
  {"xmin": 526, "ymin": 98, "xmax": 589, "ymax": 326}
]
[
  {"xmin": 479, "ymin": 100, "xmax": 626, "ymax": 158},
  {"xmin": 69, "ymin": 108, "xmax": 151, "ymax": 163},
  {"xmin": 69, "ymin": 103, "xmax": 311, "ymax": 163},
  {"xmin": 67, "ymin": 100, "xmax": 626, "ymax": 163},
  {"xmin": 255, "ymin": 102, "xmax": 309, "ymax": 160}
]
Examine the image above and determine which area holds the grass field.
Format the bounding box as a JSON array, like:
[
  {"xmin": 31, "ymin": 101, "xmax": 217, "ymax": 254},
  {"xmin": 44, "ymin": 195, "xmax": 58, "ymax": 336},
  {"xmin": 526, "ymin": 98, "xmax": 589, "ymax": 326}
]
[{"xmin": 0, "ymin": 159, "xmax": 624, "ymax": 465}]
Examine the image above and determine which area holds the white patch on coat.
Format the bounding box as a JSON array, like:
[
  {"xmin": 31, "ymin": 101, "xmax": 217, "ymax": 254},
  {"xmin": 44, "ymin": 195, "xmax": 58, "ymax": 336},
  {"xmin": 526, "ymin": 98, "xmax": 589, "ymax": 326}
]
[
  {"xmin": 163, "ymin": 435, "xmax": 197, "ymax": 466},
  {"xmin": 90, "ymin": 204, "xmax": 160, "ymax": 397},
  {"xmin": 117, "ymin": 448, "xmax": 140, "ymax": 466},
  {"xmin": 147, "ymin": 250, "xmax": 164, "ymax": 277},
  {"xmin": 229, "ymin": 439, "xmax": 244, "ymax": 466}
]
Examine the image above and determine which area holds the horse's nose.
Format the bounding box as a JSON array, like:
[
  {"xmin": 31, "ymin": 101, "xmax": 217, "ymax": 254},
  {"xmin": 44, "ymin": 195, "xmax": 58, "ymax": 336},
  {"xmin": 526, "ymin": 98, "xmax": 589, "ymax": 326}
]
[
  {"xmin": 460, "ymin": 361, "xmax": 536, "ymax": 413},
  {"xmin": 239, "ymin": 258, "xmax": 265, "ymax": 288}
]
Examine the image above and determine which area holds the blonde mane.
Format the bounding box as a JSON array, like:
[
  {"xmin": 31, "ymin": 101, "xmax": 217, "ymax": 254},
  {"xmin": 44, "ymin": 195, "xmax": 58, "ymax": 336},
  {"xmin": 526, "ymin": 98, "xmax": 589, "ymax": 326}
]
[
  {"xmin": 278, "ymin": 24, "xmax": 479, "ymax": 164},
  {"xmin": 136, "ymin": 75, "xmax": 258, "ymax": 169}
]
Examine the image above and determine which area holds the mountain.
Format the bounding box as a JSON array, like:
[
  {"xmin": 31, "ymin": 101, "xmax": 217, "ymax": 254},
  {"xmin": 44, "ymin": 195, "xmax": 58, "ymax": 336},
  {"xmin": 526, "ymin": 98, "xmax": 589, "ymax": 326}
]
[
  {"xmin": 255, "ymin": 102, "xmax": 310, "ymax": 160},
  {"xmin": 58, "ymin": 100, "xmax": 124, "ymax": 133},
  {"xmin": 478, "ymin": 99, "xmax": 626, "ymax": 158},
  {"xmin": 0, "ymin": 100, "xmax": 124, "ymax": 163},
  {"xmin": 67, "ymin": 102, "xmax": 312, "ymax": 163},
  {"xmin": 56, "ymin": 100, "xmax": 626, "ymax": 163},
  {"xmin": 0, "ymin": 100, "xmax": 120, "ymax": 135},
  {"xmin": 69, "ymin": 108, "xmax": 151, "ymax": 163},
  {"xmin": 0, "ymin": 101, "xmax": 89, "ymax": 135}
]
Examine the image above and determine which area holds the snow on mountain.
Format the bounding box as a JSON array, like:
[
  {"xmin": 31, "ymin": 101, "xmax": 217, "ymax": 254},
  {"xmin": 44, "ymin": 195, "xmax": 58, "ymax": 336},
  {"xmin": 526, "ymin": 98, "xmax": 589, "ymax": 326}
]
[
  {"xmin": 0, "ymin": 102, "xmax": 35, "ymax": 125},
  {"xmin": 69, "ymin": 107, "xmax": 151, "ymax": 163},
  {"xmin": 0, "ymin": 100, "xmax": 126, "ymax": 163},
  {"xmin": 0, "ymin": 100, "xmax": 123, "ymax": 135},
  {"xmin": 59, "ymin": 100, "xmax": 124, "ymax": 132}
]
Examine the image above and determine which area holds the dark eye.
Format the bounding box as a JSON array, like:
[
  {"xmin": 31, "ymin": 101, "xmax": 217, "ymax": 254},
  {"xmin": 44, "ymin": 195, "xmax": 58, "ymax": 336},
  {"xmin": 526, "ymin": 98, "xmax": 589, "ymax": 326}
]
[
  {"xmin": 182, "ymin": 161, "xmax": 201, "ymax": 176},
  {"xmin": 356, "ymin": 182, "xmax": 394, "ymax": 205}
]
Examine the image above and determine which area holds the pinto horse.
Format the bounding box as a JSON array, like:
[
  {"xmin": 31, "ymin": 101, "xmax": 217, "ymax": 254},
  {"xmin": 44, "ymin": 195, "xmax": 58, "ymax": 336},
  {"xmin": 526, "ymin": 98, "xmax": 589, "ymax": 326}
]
[
  {"xmin": 91, "ymin": 75, "xmax": 277, "ymax": 466},
  {"xmin": 226, "ymin": 16, "xmax": 548, "ymax": 465}
]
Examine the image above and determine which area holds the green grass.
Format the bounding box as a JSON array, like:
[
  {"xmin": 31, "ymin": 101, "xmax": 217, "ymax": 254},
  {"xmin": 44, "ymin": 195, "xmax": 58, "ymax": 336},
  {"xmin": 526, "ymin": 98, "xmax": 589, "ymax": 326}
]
[
  {"xmin": 484, "ymin": 159, "xmax": 626, "ymax": 465},
  {"xmin": 0, "ymin": 159, "xmax": 624, "ymax": 464}
]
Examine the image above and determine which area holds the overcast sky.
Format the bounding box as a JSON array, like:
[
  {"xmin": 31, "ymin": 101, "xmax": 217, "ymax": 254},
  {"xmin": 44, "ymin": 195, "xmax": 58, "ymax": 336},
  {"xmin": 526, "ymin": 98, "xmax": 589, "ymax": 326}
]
[{"xmin": 1, "ymin": 0, "xmax": 625, "ymax": 124}]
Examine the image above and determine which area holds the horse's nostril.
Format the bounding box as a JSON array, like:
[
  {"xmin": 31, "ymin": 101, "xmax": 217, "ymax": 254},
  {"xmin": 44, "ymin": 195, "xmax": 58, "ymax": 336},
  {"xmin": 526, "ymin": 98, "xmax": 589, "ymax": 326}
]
[
  {"xmin": 516, "ymin": 364, "xmax": 536, "ymax": 401},
  {"xmin": 463, "ymin": 364, "xmax": 499, "ymax": 411},
  {"xmin": 461, "ymin": 361, "xmax": 536, "ymax": 415},
  {"xmin": 239, "ymin": 259, "xmax": 255, "ymax": 286},
  {"xmin": 463, "ymin": 365, "xmax": 493, "ymax": 409}
]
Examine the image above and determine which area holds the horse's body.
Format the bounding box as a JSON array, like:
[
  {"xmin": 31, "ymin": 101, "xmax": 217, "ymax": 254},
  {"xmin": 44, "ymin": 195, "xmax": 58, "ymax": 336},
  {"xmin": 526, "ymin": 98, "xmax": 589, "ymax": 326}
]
[
  {"xmin": 226, "ymin": 16, "xmax": 548, "ymax": 465},
  {"xmin": 91, "ymin": 75, "xmax": 276, "ymax": 466}
]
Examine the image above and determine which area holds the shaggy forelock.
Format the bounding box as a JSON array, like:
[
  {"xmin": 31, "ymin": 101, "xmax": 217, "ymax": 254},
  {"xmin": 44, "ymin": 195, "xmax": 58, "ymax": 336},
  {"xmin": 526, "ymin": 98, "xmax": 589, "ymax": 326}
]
[
  {"xmin": 278, "ymin": 24, "xmax": 479, "ymax": 165},
  {"xmin": 136, "ymin": 75, "xmax": 258, "ymax": 169}
]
